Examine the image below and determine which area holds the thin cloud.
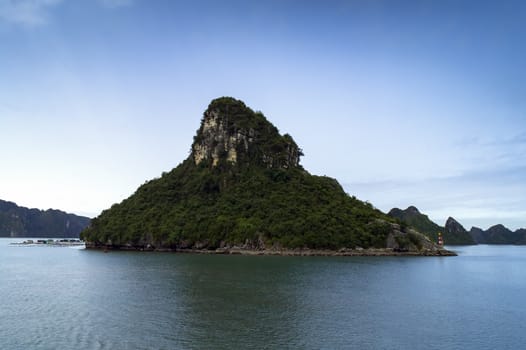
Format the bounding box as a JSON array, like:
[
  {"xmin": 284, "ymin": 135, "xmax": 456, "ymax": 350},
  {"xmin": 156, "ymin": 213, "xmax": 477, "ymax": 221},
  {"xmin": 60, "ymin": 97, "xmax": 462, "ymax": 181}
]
[
  {"xmin": 0, "ymin": 0, "xmax": 63, "ymax": 26},
  {"xmin": 454, "ymin": 130, "xmax": 526, "ymax": 150},
  {"xmin": 0, "ymin": 0, "xmax": 134, "ymax": 27},
  {"xmin": 478, "ymin": 132, "xmax": 526, "ymax": 148}
]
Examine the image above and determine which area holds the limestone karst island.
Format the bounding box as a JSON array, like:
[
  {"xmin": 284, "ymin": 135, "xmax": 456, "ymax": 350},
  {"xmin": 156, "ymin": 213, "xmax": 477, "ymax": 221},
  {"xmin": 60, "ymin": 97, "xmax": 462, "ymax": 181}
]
[{"xmin": 81, "ymin": 97, "xmax": 454, "ymax": 256}]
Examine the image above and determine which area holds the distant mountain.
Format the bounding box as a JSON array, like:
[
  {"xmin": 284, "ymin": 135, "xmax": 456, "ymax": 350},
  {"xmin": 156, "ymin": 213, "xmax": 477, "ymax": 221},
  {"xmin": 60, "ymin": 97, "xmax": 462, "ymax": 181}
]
[
  {"xmin": 444, "ymin": 217, "xmax": 476, "ymax": 245},
  {"xmin": 0, "ymin": 199, "xmax": 91, "ymax": 238},
  {"xmin": 469, "ymin": 225, "xmax": 526, "ymax": 245},
  {"xmin": 389, "ymin": 205, "xmax": 526, "ymax": 245},
  {"xmin": 388, "ymin": 207, "xmax": 476, "ymax": 245},
  {"xmin": 516, "ymin": 229, "xmax": 526, "ymax": 245},
  {"xmin": 469, "ymin": 227, "xmax": 485, "ymax": 244}
]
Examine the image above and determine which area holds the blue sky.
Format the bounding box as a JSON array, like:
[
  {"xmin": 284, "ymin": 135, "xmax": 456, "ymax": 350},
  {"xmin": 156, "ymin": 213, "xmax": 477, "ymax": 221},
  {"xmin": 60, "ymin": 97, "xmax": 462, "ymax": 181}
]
[{"xmin": 0, "ymin": 0, "xmax": 525, "ymax": 230}]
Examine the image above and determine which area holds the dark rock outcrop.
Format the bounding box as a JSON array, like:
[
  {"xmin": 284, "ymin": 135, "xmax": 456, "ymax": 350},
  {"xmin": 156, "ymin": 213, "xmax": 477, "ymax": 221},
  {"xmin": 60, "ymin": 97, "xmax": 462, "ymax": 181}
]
[
  {"xmin": 445, "ymin": 217, "xmax": 476, "ymax": 245},
  {"xmin": 192, "ymin": 98, "xmax": 302, "ymax": 169}
]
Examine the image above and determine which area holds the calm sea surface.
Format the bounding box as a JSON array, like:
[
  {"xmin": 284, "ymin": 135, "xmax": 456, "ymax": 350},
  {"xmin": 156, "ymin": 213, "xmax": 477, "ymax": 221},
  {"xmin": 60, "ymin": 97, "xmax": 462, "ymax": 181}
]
[{"xmin": 1, "ymin": 239, "xmax": 525, "ymax": 350}]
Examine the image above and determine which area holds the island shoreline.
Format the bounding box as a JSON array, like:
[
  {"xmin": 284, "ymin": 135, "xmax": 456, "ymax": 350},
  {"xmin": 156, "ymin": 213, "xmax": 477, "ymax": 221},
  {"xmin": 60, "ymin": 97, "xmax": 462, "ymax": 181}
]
[{"xmin": 85, "ymin": 244, "xmax": 457, "ymax": 256}]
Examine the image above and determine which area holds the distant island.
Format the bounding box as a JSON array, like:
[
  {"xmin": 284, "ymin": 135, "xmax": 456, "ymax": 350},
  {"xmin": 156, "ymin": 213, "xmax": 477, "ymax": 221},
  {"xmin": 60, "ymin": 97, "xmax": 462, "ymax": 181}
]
[
  {"xmin": 0, "ymin": 199, "xmax": 91, "ymax": 238},
  {"xmin": 388, "ymin": 206, "xmax": 526, "ymax": 245},
  {"xmin": 81, "ymin": 97, "xmax": 453, "ymax": 256}
]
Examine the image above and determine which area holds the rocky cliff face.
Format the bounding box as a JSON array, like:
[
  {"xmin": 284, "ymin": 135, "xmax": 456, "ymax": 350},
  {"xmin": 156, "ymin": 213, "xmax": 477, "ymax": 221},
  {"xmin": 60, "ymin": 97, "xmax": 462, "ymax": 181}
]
[
  {"xmin": 445, "ymin": 217, "xmax": 467, "ymax": 235},
  {"xmin": 191, "ymin": 97, "xmax": 302, "ymax": 169}
]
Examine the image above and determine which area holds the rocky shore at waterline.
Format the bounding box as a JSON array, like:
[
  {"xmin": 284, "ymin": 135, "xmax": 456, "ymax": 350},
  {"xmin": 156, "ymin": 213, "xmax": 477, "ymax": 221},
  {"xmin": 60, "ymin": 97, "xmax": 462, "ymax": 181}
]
[{"xmin": 85, "ymin": 243, "xmax": 456, "ymax": 256}]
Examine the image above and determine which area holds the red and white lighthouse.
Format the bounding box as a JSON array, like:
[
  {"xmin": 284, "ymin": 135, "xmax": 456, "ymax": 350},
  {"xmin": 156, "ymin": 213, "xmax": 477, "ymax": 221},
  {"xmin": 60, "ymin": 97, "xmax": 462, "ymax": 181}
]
[{"xmin": 437, "ymin": 232, "xmax": 444, "ymax": 246}]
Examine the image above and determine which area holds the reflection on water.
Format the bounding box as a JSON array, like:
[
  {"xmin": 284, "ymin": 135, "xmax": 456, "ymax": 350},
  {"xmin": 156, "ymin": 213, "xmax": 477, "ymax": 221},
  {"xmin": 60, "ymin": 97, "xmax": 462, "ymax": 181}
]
[{"xmin": 1, "ymin": 239, "xmax": 525, "ymax": 350}]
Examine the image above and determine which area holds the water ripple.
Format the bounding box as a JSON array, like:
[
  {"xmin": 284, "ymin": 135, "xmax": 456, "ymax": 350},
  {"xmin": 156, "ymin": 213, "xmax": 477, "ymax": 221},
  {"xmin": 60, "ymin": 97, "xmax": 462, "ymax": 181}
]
[{"xmin": 2, "ymin": 241, "xmax": 526, "ymax": 349}]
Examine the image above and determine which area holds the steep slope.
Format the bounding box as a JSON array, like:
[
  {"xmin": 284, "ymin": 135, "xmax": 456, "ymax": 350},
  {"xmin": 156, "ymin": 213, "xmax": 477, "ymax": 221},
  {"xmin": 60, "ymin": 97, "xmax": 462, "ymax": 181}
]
[
  {"xmin": 82, "ymin": 97, "xmax": 447, "ymax": 254},
  {"xmin": 0, "ymin": 199, "xmax": 91, "ymax": 238},
  {"xmin": 444, "ymin": 217, "xmax": 476, "ymax": 245}
]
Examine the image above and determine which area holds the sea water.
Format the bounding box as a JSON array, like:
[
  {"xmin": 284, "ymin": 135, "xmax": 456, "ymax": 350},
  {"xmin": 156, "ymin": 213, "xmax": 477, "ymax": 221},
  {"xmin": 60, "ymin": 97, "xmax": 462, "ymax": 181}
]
[{"xmin": 1, "ymin": 239, "xmax": 525, "ymax": 349}]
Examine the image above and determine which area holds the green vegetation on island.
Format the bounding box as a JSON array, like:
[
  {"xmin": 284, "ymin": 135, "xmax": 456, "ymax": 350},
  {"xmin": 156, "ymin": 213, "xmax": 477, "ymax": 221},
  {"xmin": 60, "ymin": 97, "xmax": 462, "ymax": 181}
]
[{"xmin": 82, "ymin": 97, "xmax": 447, "ymax": 254}]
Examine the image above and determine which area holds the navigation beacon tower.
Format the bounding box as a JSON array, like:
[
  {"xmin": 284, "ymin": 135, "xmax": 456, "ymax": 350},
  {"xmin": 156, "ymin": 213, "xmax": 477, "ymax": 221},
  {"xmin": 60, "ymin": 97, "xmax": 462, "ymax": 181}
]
[{"xmin": 437, "ymin": 232, "xmax": 444, "ymax": 246}]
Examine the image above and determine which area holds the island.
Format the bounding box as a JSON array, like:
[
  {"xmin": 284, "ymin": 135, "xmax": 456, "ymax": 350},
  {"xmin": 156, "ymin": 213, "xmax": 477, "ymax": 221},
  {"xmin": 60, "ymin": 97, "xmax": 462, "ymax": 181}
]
[
  {"xmin": 0, "ymin": 199, "xmax": 90, "ymax": 238},
  {"xmin": 81, "ymin": 97, "xmax": 454, "ymax": 256}
]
